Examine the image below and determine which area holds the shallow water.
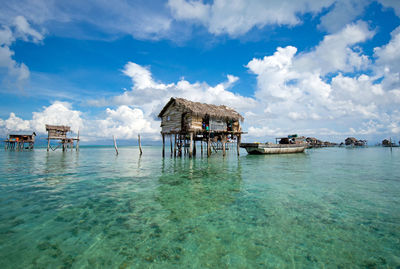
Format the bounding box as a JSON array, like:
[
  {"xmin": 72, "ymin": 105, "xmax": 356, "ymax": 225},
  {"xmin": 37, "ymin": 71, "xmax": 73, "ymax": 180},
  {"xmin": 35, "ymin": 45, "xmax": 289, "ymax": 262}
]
[{"xmin": 0, "ymin": 146, "xmax": 399, "ymax": 268}]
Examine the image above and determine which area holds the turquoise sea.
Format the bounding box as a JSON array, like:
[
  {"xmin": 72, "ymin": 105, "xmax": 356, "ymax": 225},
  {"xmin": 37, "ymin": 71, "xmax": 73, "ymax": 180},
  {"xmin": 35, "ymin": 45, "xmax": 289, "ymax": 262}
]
[{"xmin": 0, "ymin": 146, "xmax": 399, "ymax": 268}]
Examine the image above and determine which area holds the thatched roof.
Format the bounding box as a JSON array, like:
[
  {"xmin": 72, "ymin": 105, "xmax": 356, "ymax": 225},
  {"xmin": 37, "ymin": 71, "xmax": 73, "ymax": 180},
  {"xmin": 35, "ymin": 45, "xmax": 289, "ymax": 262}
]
[
  {"xmin": 158, "ymin": 97, "xmax": 244, "ymax": 122},
  {"xmin": 45, "ymin": 125, "xmax": 71, "ymax": 132}
]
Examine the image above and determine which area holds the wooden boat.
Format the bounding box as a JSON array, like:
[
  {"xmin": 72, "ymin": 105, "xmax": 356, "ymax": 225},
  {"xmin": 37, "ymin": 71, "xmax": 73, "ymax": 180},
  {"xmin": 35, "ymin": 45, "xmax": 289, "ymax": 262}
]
[{"xmin": 240, "ymin": 142, "xmax": 306, "ymax": 154}]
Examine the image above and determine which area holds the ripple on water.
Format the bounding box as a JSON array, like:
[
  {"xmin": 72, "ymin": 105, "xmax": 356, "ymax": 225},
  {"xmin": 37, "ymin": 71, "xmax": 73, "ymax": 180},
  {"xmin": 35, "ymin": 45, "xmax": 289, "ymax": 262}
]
[{"xmin": 0, "ymin": 146, "xmax": 399, "ymax": 268}]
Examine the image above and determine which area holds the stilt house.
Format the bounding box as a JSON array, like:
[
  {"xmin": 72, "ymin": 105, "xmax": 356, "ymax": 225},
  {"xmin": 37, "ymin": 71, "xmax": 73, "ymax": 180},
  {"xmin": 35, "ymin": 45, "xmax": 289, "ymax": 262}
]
[
  {"xmin": 4, "ymin": 132, "xmax": 36, "ymax": 150},
  {"xmin": 46, "ymin": 124, "xmax": 79, "ymax": 151},
  {"xmin": 158, "ymin": 97, "xmax": 244, "ymax": 157}
]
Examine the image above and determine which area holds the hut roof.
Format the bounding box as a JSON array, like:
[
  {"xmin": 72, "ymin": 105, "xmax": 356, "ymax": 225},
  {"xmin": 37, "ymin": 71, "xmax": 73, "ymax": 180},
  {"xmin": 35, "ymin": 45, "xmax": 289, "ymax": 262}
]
[
  {"xmin": 158, "ymin": 97, "xmax": 244, "ymax": 122},
  {"xmin": 45, "ymin": 125, "xmax": 71, "ymax": 132}
]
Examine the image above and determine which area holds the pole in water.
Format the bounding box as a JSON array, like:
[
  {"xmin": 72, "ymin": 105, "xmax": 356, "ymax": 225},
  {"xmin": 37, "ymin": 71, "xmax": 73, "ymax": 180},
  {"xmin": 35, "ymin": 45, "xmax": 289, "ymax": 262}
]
[
  {"xmin": 138, "ymin": 134, "xmax": 143, "ymax": 156},
  {"xmin": 76, "ymin": 130, "xmax": 80, "ymax": 151},
  {"xmin": 113, "ymin": 135, "xmax": 119, "ymax": 155}
]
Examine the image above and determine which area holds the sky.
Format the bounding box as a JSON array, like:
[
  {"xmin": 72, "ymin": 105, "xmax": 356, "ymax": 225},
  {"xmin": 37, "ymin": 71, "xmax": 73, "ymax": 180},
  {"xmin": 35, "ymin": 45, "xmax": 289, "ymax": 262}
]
[{"xmin": 0, "ymin": 0, "xmax": 400, "ymax": 144}]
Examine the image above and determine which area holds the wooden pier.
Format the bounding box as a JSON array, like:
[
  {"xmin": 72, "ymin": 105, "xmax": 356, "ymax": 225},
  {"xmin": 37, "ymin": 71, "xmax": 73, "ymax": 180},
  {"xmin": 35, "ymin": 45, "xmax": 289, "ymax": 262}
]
[{"xmin": 158, "ymin": 98, "xmax": 244, "ymax": 158}]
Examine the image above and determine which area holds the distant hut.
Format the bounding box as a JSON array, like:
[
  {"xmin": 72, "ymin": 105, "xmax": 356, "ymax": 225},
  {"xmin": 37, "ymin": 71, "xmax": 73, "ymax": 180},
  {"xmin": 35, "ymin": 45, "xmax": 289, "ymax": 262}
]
[
  {"xmin": 158, "ymin": 97, "xmax": 244, "ymax": 157},
  {"xmin": 306, "ymin": 137, "xmax": 323, "ymax": 148},
  {"xmin": 382, "ymin": 138, "xmax": 398, "ymax": 147},
  {"xmin": 345, "ymin": 137, "xmax": 366, "ymax": 147},
  {"xmin": 46, "ymin": 125, "xmax": 80, "ymax": 151},
  {"xmin": 4, "ymin": 132, "xmax": 36, "ymax": 150}
]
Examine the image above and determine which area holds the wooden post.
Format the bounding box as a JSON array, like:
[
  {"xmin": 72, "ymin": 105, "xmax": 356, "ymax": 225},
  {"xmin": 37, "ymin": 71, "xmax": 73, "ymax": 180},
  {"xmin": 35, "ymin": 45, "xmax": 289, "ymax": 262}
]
[
  {"xmin": 237, "ymin": 134, "xmax": 241, "ymax": 156},
  {"xmin": 47, "ymin": 132, "xmax": 50, "ymax": 152},
  {"xmin": 162, "ymin": 133, "xmax": 165, "ymax": 158},
  {"xmin": 170, "ymin": 135, "xmax": 173, "ymax": 157},
  {"xmin": 193, "ymin": 139, "xmax": 196, "ymax": 157},
  {"xmin": 113, "ymin": 135, "xmax": 119, "ymax": 155},
  {"xmin": 76, "ymin": 130, "xmax": 80, "ymax": 151},
  {"xmin": 138, "ymin": 134, "xmax": 143, "ymax": 155},
  {"xmin": 179, "ymin": 135, "xmax": 182, "ymax": 157},
  {"xmin": 174, "ymin": 134, "xmax": 177, "ymax": 157},
  {"xmin": 189, "ymin": 132, "xmax": 193, "ymax": 158},
  {"xmin": 207, "ymin": 135, "xmax": 211, "ymax": 157},
  {"xmin": 222, "ymin": 134, "xmax": 226, "ymax": 157},
  {"xmin": 201, "ymin": 140, "xmax": 203, "ymax": 156}
]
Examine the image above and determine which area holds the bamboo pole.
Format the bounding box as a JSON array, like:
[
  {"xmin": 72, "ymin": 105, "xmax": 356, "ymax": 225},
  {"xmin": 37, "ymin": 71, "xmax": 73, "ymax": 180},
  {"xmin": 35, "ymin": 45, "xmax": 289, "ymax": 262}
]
[
  {"xmin": 113, "ymin": 135, "xmax": 119, "ymax": 155},
  {"xmin": 138, "ymin": 134, "xmax": 143, "ymax": 155}
]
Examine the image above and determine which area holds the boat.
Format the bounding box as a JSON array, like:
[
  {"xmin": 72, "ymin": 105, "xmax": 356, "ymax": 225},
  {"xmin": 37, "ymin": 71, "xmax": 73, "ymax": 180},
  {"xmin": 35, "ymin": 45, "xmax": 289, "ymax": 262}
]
[
  {"xmin": 240, "ymin": 142, "xmax": 306, "ymax": 154},
  {"xmin": 240, "ymin": 134, "xmax": 306, "ymax": 154}
]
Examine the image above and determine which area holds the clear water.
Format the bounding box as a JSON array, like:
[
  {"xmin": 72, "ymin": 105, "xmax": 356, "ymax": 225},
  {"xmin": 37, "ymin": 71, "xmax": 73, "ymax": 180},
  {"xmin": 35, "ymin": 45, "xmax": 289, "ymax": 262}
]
[{"xmin": 0, "ymin": 146, "xmax": 399, "ymax": 268}]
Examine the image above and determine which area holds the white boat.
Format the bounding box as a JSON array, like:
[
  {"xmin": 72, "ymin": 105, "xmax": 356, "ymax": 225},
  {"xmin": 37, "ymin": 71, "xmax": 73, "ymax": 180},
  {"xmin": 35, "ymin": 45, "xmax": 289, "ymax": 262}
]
[{"xmin": 240, "ymin": 142, "xmax": 306, "ymax": 154}]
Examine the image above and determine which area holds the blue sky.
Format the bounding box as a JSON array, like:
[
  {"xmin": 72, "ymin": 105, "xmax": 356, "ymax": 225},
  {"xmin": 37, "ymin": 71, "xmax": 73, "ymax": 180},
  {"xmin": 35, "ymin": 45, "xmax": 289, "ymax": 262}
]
[{"xmin": 1, "ymin": 0, "xmax": 400, "ymax": 144}]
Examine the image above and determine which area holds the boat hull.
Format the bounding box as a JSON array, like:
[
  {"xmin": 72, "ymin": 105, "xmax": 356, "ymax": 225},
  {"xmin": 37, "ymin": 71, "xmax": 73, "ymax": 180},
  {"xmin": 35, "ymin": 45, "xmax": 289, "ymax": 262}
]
[{"xmin": 240, "ymin": 143, "xmax": 306, "ymax": 154}]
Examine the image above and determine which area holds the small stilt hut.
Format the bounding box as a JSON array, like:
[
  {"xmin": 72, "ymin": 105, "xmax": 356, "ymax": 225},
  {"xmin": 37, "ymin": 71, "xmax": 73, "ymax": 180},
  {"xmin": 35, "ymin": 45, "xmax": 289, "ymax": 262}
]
[
  {"xmin": 45, "ymin": 125, "xmax": 80, "ymax": 151},
  {"xmin": 158, "ymin": 97, "xmax": 244, "ymax": 158},
  {"xmin": 4, "ymin": 132, "xmax": 36, "ymax": 150}
]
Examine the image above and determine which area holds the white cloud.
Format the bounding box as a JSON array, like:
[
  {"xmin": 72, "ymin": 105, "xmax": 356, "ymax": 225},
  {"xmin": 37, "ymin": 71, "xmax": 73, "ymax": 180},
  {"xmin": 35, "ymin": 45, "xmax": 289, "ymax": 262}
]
[
  {"xmin": 295, "ymin": 21, "xmax": 374, "ymax": 75},
  {"xmin": 114, "ymin": 61, "xmax": 257, "ymax": 120},
  {"xmin": 89, "ymin": 106, "xmax": 158, "ymax": 140},
  {"xmin": 13, "ymin": 16, "xmax": 44, "ymax": 43},
  {"xmin": 0, "ymin": 113, "xmax": 31, "ymax": 133},
  {"xmin": 374, "ymin": 26, "xmax": 400, "ymax": 92},
  {"xmin": 378, "ymin": 0, "xmax": 400, "ymax": 17},
  {"xmin": 0, "ymin": 0, "xmax": 172, "ymax": 41},
  {"xmin": 243, "ymin": 21, "xmax": 400, "ymax": 140},
  {"xmin": 31, "ymin": 101, "xmax": 83, "ymax": 134},
  {"xmin": 0, "ymin": 16, "xmax": 43, "ymax": 86},
  {"xmin": 318, "ymin": 0, "xmax": 370, "ymax": 33},
  {"xmin": 168, "ymin": 0, "xmax": 335, "ymax": 36}
]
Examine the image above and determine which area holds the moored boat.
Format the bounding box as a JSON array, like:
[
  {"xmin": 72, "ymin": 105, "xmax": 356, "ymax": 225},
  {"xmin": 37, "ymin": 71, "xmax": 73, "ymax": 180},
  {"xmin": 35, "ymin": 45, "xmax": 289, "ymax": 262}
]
[{"xmin": 240, "ymin": 142, "xmax": 306, "ymax": 154}]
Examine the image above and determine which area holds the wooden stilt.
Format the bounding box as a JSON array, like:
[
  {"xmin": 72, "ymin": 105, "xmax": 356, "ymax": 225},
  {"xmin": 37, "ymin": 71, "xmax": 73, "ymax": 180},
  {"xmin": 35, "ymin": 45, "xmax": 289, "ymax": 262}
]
[
  {"xmin": 162, "ymin": 133, "xmax": 165, "ymax": 158},
  {"xmin": 47, "ymin": 132, "xmax": 50, "ymax": 152},
  {"xmin": 178, "ymin": 135, "xmax": 182, "ymax": 157},
  {"xmin": 201, "ymin": 140, "xmax": 203, "ymax": 156},
  {"xmin": 222, "ymin": 134, "xmax": 226, "ymax": 157},
  {"xmin": 174, "ymin": 134, "xmax": 177, "ymax": 157},
  {"xmin": 170, "ymin": 135, "xmax": 173, "ymax": 157},
  {"xmin": 237, "ymin": 134, "xmax": 241, "ymax": 156},
  {"xmin": 189, "ymin": 132, "xmax": 193, "ymax": 158},
  {"xmin": 76, "ymin": 130, "xmax": 80, "ymax": 151},
  {"xmin": 138, "ymin": 134, "xmax": 143, "ymax": 155},
  {"xmin": 207, "ymin": 135, "xmax": 211, "ymax": 157},
  {"xmin": 193, "ymin": 139, "xmax": 196, "ymax": 157}
]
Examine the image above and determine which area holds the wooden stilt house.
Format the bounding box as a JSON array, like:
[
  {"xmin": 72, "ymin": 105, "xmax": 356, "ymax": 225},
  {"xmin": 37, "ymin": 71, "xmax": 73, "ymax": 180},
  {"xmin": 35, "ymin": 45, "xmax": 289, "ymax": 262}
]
[
  {"xmin": 4, "ymin": 132, "xmax": 36, "ymax": 150},
  {"xmin": 46, "ymin": 125, "xmax": 80, "ymax": 151},
  {"xmin": 158, "ymin": 97, "xmax": 244, "ymax": 157}
]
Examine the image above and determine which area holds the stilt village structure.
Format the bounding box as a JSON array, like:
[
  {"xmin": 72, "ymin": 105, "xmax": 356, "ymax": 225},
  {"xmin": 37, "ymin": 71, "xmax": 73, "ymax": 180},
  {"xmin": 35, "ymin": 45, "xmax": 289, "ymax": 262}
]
[
  {"xmin": 4, "ymin": 133, "xmax": 36, "ymax": 150},
  {"xmin": 158, "ymin": 97, "xmax": 244, "ymax": 157},
  {"xmin": 46, "ymin": 125, "xmax": 79, "ymax": 151}
]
